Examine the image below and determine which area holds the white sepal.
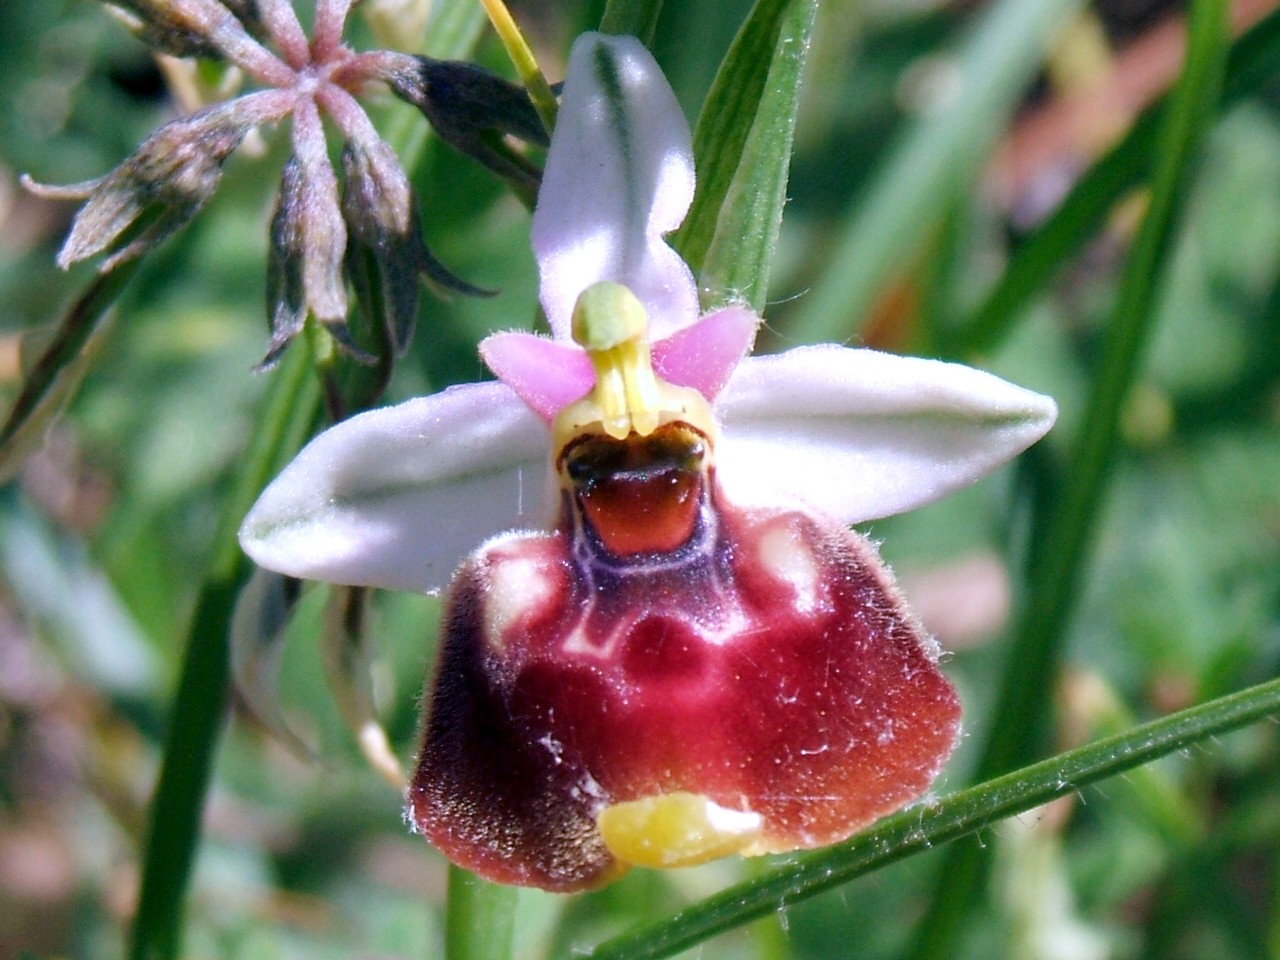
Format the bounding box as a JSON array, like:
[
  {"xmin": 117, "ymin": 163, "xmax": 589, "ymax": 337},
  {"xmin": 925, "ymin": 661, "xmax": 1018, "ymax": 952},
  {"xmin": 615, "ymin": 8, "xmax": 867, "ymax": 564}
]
[
  {"xmin": 239, "ymin": 382, "xmax": 551, "ymax": 594},
  {"xmin": 715, "ymin": 346, "xmax": 1058, "ymax": 524}
]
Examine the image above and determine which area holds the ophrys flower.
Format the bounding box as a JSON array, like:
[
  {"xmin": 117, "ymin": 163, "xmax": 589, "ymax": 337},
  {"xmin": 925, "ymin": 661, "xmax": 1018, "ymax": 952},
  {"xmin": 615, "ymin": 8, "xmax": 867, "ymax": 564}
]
[{"xmin": 240, "ymin": 32, "xmax": 1057, "ymax": 891}]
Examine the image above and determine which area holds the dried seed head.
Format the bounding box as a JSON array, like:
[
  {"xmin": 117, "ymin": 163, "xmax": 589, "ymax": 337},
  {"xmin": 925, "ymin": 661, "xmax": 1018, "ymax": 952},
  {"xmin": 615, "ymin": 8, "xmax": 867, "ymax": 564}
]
[
  {"xmin": 26, "ymin": 100, "xmax": 256, "ymax": 271},
  {"xmin": 105, "ymin": 0, "xmax": 267, "ymax": 60},
  {"xmin": 263, "ymin": 147, "xmax": 367, "ymax": 368},
  {"xmin": 340, "ymin": 137, "xmax": 418, "ymax": 355},
  {"xmin": 381, "ymin": 55, "xmax": 547, "ymax": 197},
  {"xmin": 341, "ymin": 135, "xmax": 491, "ymax": 357}
]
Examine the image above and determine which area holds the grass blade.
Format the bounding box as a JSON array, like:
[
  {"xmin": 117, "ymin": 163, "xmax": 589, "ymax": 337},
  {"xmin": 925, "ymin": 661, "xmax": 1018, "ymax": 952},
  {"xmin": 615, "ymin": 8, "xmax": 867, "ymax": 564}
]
[
  {"xmin": 787, "ymin": 0, "xmax": 1086, "ymax": 343},
  {"xmin": 948, "ymin": 6, "xmax": 1280, "ymax": 357},
  {"xmin": 672, "ymin": 0, "xmax": 800, "ymax": 277},
  {"xmin": 0, "ymin": 261, "xmax": 138, "ymax": 479},
  {"xmin": 699, "ymin": 0, "xmax": 817, "ymax": 311},
  {"xmin": 128, "ymin": 340, "xmax": 320, "ymax": 960},
  {"xmin": 907, "ymin": 0, "xmax": 1231, "ymax": 954}
]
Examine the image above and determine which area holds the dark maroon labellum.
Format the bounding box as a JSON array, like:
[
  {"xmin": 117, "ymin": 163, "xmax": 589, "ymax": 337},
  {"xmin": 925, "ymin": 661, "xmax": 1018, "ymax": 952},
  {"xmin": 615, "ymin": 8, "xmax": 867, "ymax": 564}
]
[{"xmin": 411, "ymin": 422, "xmax": 961, "ymax": 891}]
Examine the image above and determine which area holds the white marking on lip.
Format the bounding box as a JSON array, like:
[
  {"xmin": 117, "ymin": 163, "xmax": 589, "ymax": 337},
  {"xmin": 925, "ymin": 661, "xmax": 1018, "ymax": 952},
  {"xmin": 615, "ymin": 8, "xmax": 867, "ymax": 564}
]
[
  {"xmin": 484, "ymin": 556, "xmax": 554, "ymax": 648},
  {"xmin": 758, "ymin": 522, "xmax": 822, "ymax": 613}
]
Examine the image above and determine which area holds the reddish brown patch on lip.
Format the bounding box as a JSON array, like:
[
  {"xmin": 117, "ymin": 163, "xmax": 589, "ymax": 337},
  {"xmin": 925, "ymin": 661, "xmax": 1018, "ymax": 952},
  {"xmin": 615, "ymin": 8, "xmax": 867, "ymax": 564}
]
[
  {"xmin": 410, "ymin": 432, "xmax": 961, "ymax": 892},
  {"xmin": 562, "ymin": 425, "xmax": 707, "ymax": 557}
]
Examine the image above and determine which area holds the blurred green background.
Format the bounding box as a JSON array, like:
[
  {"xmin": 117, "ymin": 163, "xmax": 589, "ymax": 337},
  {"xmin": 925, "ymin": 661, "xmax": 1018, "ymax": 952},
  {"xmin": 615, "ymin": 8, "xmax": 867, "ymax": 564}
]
[{"xmin": 0, "ymin": 0, "xmax": 1278, "ymax": 958}]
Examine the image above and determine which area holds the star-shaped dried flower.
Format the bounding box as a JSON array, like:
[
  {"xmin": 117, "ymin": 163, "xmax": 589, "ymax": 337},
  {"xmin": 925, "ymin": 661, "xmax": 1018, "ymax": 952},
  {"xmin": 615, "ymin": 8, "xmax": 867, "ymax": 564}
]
[
  {"xmin": 24, "ymin": 0, "xmax": 545, "ymax": 365},
  {"xmin": 239, "ymin": 33, "xmax": 1058, "ymax": 891}
]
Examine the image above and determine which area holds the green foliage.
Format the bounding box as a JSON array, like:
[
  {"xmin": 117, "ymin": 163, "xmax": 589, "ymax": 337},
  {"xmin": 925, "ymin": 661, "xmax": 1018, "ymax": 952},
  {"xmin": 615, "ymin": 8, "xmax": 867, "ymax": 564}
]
[{"xmin": 1, "ymin": 1, "xmax": 1278, "ymax": 959}]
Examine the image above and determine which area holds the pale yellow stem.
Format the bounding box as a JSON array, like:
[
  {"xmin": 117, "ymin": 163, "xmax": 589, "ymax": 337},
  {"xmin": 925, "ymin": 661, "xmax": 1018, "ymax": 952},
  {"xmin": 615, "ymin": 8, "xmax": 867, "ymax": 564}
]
[{"xmin": 476, "ymin": 0, "xmax": 558, "ymax": 136}]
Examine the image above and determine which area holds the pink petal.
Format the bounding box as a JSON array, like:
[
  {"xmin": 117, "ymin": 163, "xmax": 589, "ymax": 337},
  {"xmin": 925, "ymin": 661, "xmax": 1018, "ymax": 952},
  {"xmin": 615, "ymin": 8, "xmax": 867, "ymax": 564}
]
[
  {"xmin": 652, "ymin": 306, "xmax": 759, "ymax": 401},
  {"xmin": 479, "ymin": 332, "xmax": 596, "ymax": 424}
]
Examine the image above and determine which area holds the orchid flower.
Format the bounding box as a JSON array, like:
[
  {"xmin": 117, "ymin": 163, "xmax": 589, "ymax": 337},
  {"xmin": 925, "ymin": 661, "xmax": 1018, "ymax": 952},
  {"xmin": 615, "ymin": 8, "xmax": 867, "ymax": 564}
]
[{"xmin": 239, "ymin": 33, "xmax": 1058, "ymax": 892}]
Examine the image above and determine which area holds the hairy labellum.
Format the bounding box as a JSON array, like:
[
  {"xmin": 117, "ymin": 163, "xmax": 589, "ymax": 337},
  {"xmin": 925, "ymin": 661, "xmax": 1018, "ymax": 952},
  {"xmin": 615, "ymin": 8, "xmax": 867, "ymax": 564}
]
[
  {"xmin": 411, "ymin": 420, "xmax": 961, "ymax": 891},
  {"xmin": 238, "ymin": 33, "xmax": 1058, "ymax": 894}
]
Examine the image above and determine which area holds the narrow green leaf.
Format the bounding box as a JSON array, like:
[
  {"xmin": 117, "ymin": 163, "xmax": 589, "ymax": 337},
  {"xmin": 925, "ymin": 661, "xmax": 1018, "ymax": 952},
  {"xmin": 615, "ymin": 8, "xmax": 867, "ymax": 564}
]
[
  {"xmin": 672, "ymin": 0, "xmax": 797, "ymax": 276},
  {"xmin": 128, "ymin": 339, "xmax": 320, "ymax": 960},
  {"xmin": 598, "ymin": 0, "xmax": 664, "ymax": 46},
  {"xmin": 583, "ymin": 675, "xmax": 1280, "ymax": 960},
  {"xmin": 0, "ymin": 261, "xmax": 138, "ymax": 479},
  {"xmin": 948, "ymin": 6, "xmax": 1280, "ymax": 357},
  {"xmin": 700, "ymin": 0, "xmax": 817, "ymax": 312},
  {"xmin": 908, "ymin": 0, "xmax": 1231, "ymax": 955},
  {"xmin": 788, "ymin": 0, "xmax": 1086, "ymax": 343}
]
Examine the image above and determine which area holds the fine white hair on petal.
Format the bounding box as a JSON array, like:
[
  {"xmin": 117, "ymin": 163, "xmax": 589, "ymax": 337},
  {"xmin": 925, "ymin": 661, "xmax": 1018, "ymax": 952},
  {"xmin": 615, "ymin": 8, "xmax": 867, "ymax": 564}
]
[
  {"xmin": 532, "ymin": 32, "xmax": 698, "ymax": 342},
  {"xmin": 714, "ymin": 345, "xmax": 1059, "ymax": 524},
  {"xmin": 239, "ymin": 382, "xmax": 552, "ymax": 594}
]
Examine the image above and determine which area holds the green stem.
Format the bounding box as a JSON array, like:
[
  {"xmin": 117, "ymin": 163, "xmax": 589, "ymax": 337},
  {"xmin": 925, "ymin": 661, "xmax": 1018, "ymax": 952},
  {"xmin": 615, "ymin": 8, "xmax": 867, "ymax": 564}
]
[
  {"xmin": 906, "ymin": 0, "xmax": 1230, "ymax": 955},
  {"xmin": 445, "ymin": 864, "xmax": 518, "ymax": 960},
  {"xmin": 598, "ymin": 0, "xmax": 665, "ymax": 44},
  {"xmin": 128, "ymin": 341, "xmax": 320, "ymax": 960},
  {"xmin": 477, "ymin": 0, "xmax": 558, "ymax": 136},
  {"xmin": 582, "ymin": 675, "xmax": 1280, "ymax": 960}
]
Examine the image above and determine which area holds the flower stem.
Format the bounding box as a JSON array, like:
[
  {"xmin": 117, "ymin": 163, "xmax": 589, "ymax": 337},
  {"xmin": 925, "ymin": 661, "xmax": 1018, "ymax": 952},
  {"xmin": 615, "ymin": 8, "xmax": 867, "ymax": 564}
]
[
  {"xmin": 128, "ymin": 341, "xmax": 320, "ymax": 960},
  {"xmin": 476, "ymin": 0, "xmax": 558, "ymax": 136},
  {"xmin": 445, "ymin": 864, "xmax": 518, "ymax": 960}
]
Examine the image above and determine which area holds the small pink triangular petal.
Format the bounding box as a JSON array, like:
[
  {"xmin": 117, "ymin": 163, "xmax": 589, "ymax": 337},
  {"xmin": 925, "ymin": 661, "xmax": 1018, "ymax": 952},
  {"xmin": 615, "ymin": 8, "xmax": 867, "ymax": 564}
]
[
  {"xmin": 532, "ymin": 33, "xmax": 698, "ymax": 342},
  {"xmin": 239, "ymin": 382, "xmax": 552, "ymax": 594},
  {"xmin": 715, "ymin": 345, "xmax": 1058, "ymax": 524},
  {"xmin": 652, "ymin": 306, "xmax": 759, "ymax": 401},
  {"xmin": 480, "ymin": 332, "xmax": 595, "ymax": 424}
]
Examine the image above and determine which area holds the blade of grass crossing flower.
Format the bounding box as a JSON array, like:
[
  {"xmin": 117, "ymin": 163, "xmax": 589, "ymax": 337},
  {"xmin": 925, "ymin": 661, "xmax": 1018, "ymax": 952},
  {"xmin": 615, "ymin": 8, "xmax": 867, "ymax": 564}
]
[
  {"xmin": 788, "ymin": 0, "xmax": 1086, "ymax": 344},
  {"xmin": 598, "ymin": 0, "xmax": 664, "ymax": 45},
  {"xmin": 946, "ymin": 6, "xmax": 1280, "ymax": 358},
  {"xmin": 0, "ymin": 261, "xmax": 139, "ymax": 480},
  {"xmin": 582, "ymin": 676, "xmax": 1280, "ymax": 960},
  {"xmin": 129, "ymin": 340, "xmax": 321, "ymax": 960},
  {"xmin": 908, "ymin": 1, "xmax": 1230, "ymax": 957},
  {"xmin": 671, "ymin": 0, "xmax": 797, "ymax": 278},
  {"xmin": 699, "ymin": 0, "xmax": 817, "ymax": 312},
  {"xmin": 446, "ymin": 864, "xmax": 518, "ymax": 960}
]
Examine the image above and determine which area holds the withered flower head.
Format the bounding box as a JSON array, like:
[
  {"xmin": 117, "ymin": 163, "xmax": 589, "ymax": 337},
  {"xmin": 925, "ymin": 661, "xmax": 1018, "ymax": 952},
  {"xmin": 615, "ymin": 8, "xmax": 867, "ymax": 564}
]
[{"xmin": 27, "ymin": 0, "xmax": 544, "ymax": 366}]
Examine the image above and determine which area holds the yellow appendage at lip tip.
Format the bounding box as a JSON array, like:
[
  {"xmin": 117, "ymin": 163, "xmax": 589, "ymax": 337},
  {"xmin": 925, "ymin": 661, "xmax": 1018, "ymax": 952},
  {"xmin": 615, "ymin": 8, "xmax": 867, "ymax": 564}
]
[{"xmin": 597, "ymin": 792, "xmax": 763, "ymax": 869}]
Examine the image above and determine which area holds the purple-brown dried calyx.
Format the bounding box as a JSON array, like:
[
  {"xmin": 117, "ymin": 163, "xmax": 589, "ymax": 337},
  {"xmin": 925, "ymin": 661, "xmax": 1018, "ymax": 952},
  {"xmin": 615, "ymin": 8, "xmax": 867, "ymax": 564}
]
[{"xmin": 29, "ymin": 0, "xmax": 548, "ymax": 366}]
